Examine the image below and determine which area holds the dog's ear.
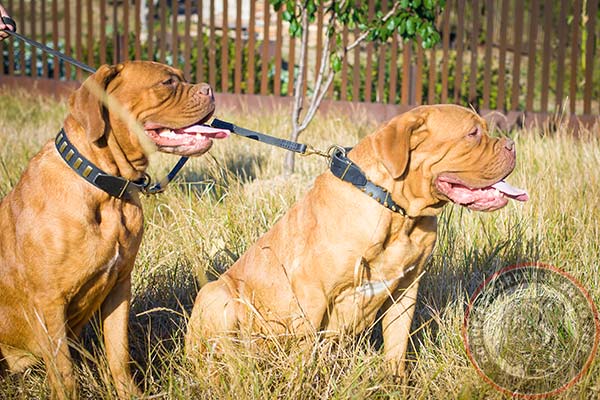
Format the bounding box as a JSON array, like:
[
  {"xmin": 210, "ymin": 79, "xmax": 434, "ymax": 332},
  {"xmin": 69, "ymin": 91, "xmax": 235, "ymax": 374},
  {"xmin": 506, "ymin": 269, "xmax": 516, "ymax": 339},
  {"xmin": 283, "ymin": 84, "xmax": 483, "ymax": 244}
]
[
  {"xmin": 372, "ymin": 110, "xmax": 426, "ymax": 179},
  {"xmin": 68, "ymin": 64, "xmax": 120, "ymax": 142}
]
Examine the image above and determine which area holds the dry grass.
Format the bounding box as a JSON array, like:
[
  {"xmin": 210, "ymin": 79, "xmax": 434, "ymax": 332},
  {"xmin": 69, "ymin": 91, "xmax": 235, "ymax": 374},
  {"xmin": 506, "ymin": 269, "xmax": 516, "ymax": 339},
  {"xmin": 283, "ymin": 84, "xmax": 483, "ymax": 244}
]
[{"xmin": 0, "ymin": 88, "xmax": 599, "ymax": 399}]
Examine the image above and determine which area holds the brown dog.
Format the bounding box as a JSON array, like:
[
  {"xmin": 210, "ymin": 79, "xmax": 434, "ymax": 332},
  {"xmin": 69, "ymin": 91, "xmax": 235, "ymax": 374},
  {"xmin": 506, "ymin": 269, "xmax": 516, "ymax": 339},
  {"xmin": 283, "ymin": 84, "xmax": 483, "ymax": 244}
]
[
  {"xmin": 185, "ymin": 105, "xmax": 528, "ymax": 373},
  {"xmin": 0, "ymin": 61, "xmax": 228, "ymax": 399}
]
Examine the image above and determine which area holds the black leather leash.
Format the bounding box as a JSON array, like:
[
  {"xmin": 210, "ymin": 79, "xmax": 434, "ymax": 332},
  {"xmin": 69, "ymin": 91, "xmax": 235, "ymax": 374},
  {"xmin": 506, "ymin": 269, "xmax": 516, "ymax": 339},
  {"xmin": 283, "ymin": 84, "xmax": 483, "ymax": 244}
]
[
  {"xmin": 2, "ymin": 16, "xmax": 95, "ymax": 74},
  {"xmin": 1, "ymin": 17, "xmax": 312, "ymax": 155},
  {"xmin": 210, "ymin": 118, "xmax": 307, "ymax": 154},
  {"xmin": 1, "ymin": 16, "xmax": 318, "ymax": 192},
  {"xmin": 205, "ymin": 119, "xmax": 406, "ymax": 214},
  {"xmin": 3, "ymin": 16, "xmax": 405, "ymax": 214},
  {"xmin": 1, "ymin": 16, "xmax": 186, "ymax": 197}
]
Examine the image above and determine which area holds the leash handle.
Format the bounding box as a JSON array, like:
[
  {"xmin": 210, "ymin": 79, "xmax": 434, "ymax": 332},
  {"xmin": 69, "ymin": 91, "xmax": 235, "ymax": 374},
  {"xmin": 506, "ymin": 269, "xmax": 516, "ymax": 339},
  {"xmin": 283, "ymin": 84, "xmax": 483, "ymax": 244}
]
[
  {"xmin": 210, "ymin": 118, "xmax": 235, "ymax": 132},
  {"xmin": 1, "ymin": 16, "xmax": 16, "ymax": 32}
]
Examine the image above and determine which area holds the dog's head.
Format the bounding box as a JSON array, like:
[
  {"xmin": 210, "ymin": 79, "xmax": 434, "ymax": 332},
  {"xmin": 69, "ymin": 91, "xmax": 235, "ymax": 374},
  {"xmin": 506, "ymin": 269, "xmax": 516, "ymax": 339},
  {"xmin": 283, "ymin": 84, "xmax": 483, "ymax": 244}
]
[
  {"xmin": 68, "ymin": 61, "xmax": 228, "ymax": 159},
  {"xmin": 371, "ymin": 104, "xmax": 528, "ymax": 214}
]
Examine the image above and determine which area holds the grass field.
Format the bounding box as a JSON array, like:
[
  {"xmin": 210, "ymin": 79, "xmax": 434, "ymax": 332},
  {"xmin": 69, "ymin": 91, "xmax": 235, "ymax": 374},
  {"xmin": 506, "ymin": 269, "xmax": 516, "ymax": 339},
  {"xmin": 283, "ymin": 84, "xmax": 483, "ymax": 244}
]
[{"xmin": 0, "ymin": 89, "xmax": 599, "ymax": 399}]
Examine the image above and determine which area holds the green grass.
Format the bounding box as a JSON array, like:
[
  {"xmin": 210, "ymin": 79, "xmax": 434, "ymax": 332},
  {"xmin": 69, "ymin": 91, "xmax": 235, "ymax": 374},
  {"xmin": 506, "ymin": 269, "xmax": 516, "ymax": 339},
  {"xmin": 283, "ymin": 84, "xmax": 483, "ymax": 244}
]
[{"xmin": 0, "ymin": 89, "xmax": 599, "ymax": 399}]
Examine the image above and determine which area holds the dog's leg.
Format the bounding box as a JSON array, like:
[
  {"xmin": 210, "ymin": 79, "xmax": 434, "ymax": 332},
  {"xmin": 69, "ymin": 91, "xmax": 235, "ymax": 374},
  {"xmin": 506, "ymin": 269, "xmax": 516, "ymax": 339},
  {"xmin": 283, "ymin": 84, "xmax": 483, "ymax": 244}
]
[
  {"xmin": 185, "ymin": 279, "xmax": 239, "ymax": 357},
  {"xmin": 101, "ymin": 277, "xmax": 140, "ymax": 399},
  {"xmin": 381, "ymin": 279, "xmax": 420, "ymax": 377},
  {"xmin": 34, "ymin": 307, "xmax": 77, "ymax": 400},
  {"xmin": 288, "ymin": 281, "xmax": 329, "ymax": 337}
]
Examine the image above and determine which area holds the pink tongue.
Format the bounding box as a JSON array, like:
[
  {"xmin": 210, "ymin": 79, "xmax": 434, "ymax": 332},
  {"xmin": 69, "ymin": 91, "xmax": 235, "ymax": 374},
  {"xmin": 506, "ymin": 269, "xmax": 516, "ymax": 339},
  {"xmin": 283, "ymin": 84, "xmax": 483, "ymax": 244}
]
[
  {"xmin": 180, "ymin": 124, "xmax": 231, "ymax": 139},
  {"xmin": 491, "ymin": 180, "xmax": 529, "ymax": 201}
]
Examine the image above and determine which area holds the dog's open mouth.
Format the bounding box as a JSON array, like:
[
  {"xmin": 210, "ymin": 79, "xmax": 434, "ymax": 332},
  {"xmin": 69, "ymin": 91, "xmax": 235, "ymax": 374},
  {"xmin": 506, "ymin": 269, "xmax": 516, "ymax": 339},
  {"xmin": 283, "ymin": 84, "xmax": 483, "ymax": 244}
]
[
  {"xmin": 435, "ymin": 175, "xmax": 528, "ymax": 211},
  {"xmin": 144, "ymin": 115, "xmax": 230, "ymax": 156}
]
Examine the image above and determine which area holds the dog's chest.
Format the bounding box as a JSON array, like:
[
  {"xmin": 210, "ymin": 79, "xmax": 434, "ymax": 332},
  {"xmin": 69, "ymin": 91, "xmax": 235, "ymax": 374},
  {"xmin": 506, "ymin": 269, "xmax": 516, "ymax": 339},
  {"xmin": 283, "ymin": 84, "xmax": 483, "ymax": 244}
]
[
  {"xmin": 67, "ymin": 244, "xmax": 126, "ymax": 314},
  {"xmin": 353, "ymin": 263, "xmax": 417, "ymax": 297},
  {"xmin": 91, "ymin": 244, "xmax": 126, "ymax": 284},
  {"xmin": 325, "ymin": 260, "xmax": 419, "ymax": 333},
  {"xmin": 100, "ymin": 246, "xmax": 121, "ymax": 275},
  {"xmin": 66, "ymin": 209, "xmax": 143, "ymax": 330},
  {"xmin": 323, "ymin": 219, "xmax": 436, "ymax": 333}
]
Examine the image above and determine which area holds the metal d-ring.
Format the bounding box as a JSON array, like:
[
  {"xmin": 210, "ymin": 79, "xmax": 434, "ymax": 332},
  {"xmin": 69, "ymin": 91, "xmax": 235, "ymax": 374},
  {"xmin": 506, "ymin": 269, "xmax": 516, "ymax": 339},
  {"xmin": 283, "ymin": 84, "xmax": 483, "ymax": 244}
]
[
  {"xmin": 139, "ymin": 172, "xmax": 157, "ymax": 195},
  {"xmin": 326, "ymin": 144, "xmax": 347, "ymax": 168}
]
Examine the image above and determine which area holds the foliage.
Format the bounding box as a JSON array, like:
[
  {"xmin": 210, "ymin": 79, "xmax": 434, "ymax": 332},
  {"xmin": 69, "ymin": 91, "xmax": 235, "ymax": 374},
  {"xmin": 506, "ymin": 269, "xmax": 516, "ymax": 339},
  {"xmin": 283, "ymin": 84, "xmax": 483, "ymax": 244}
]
[
  {"xmin": 272, "ymin": 0, "xmax": 444, "ymax": 76},
  {"xmin": 267, "ymin": 0, "xmax": 446, "ymax": 174},
  {"xmin": 273, "ymin": 0, "xmax": 444, "ymax": 47}
]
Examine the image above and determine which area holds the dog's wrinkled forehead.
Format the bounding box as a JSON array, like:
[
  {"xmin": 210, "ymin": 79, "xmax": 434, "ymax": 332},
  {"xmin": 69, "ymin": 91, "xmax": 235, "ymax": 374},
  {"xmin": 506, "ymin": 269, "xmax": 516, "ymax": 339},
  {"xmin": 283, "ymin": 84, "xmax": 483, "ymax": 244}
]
[
  {"xmin": 420, "ymin": 105, "xmax": 486, "ymax": 136},
  {"xmin": 110, "ymin": 61, "xmax": 186, "ymax": 89}
]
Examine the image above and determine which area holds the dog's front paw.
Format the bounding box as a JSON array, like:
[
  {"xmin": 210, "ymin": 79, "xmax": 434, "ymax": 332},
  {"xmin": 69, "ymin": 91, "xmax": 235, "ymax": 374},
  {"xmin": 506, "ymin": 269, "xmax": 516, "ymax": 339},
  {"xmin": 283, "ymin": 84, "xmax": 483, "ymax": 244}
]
[{"xmin": 114, "ymin": 379, "xmax": 142, "ymax": 399}]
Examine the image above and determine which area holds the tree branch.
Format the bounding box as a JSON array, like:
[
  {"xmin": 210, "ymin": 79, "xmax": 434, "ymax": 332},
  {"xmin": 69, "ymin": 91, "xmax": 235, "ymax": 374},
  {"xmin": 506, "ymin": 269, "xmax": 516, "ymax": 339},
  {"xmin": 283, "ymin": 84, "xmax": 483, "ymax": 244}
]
[
  {"xmin": 292, "ymin": 8, "xmax": 310, "ymax": 134},
  {"xmin": 299, "ymin": 70, "xmax": 335, "ymax": 132},
  {"xmin": 298, "ymin": 7, "xmax": 338, "ymax": 132},
  {"xmin": 345, "ymin": 0, "xmax": 403, "ymax": 52},
  {"xmin": 301, "ymin": 12, "xmax": 335, "ymax": 124}
]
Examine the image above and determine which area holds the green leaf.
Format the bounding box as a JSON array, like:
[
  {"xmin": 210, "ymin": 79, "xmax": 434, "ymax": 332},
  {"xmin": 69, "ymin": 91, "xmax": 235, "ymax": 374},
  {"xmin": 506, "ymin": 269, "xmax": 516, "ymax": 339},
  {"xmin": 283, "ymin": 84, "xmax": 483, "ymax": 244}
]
[
  {"xmin": 398, "ymin": 22, "xmax": 406, "ymax": 35},
  {"xmin": 330, "ymin": 54, "xmax": 342, "ymax": 73},
  {"xmin": 406, "ymin": 17, "xmax": 415, "ymax": 35},
  {"xmin": 386, "ymin": 18, "xmax": 397, "ymax": 32},
  {"xmin": 306, "ymin": 1, "xmax": 317, "ymax": 17},
  {"xmin": 282, "ymin": 10, "xmax": 293, "ymax": 22},
  {"xmin": 270, "ymin": 0, "xmax": 283, "ymax": 11},
  {"xmin": 275, "ymin": 0, "xmax": 444, "ymax": 52},
  {"xmin": 290, "ymin": 19, "xmax": 302, "ymax": 37}
]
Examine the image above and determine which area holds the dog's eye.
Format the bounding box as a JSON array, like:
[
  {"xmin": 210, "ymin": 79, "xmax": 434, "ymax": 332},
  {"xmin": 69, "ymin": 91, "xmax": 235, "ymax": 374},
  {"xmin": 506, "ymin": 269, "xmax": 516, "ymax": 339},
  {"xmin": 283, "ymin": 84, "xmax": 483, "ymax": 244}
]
[
  {"xmin": 467, "ymin": 127, "xmax": 480, "ymax": 138},
  {"xmin": 161, "ymin": 77, "xmax": 178, "ymax": 86}
]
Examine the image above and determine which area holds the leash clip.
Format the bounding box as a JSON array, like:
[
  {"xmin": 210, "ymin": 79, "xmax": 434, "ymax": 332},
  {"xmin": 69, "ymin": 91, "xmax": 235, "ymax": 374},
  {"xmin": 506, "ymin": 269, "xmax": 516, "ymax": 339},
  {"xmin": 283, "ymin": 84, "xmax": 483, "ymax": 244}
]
[
  {"xmin": 143, "ymin": 186, "xmax": 165, "ymax": 195},
  {"xmin": 301, "ymin": 144, "xmax": 331, "ymax": 159},
  {"xmin": 141, "ymin": 155, "xmax": 190, "ymax": 196},
  {"xmin": 205, "ymin": 114, "xmax": 217, "ymax": 127},
  {"xmin": 138, "ymin": 173, "xmax": 159, "ymax": 195}
]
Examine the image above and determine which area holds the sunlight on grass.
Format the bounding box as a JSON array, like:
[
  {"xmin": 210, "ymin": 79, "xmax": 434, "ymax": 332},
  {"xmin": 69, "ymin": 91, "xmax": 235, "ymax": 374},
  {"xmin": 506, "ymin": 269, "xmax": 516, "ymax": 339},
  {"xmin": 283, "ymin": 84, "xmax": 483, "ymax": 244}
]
[{"xmin": 0, "ymin": 89, "xmax": 598, "ymax": 399}]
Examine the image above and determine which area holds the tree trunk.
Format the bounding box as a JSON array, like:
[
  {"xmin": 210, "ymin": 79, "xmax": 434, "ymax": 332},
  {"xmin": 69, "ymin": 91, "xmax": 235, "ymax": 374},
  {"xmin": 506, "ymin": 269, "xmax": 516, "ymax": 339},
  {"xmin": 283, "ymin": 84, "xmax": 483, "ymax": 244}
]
[
  {"xmin": 283, "ymin": 149, "xmax": 295, "ymax": 175},
  {"xmin": 283, "ymin": 125, "xmax": 301, "ymax": 175}
]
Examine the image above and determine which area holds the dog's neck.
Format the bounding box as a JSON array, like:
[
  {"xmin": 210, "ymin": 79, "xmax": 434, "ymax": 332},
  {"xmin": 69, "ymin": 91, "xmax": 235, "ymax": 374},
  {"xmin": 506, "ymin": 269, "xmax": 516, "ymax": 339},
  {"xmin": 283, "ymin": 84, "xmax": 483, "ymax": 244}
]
[
  {"xmin": 349, "ymin": 137, "xmax": 447, "ymax": 217},
  {"xmin": 64, "ymin": 117, "xmax": 149, "ymax": 182}
]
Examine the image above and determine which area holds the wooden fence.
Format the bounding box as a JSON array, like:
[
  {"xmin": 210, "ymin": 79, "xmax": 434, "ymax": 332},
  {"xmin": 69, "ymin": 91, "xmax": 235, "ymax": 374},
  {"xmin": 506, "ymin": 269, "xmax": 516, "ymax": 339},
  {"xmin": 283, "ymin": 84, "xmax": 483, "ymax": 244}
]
[{"xmin": 1, "ymin": 0, "xmax": 599, "ymax": 122}]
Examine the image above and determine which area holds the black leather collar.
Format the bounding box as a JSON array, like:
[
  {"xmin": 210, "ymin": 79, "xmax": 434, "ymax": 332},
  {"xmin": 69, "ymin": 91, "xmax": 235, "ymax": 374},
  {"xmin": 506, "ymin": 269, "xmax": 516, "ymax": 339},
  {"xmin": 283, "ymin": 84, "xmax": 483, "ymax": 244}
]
[
  {"xmin": 54, "ymin": 129, "xmax": 149, "ymax": 200},
  {"xmin": 329, "ymin": 147, "xmax": 406, "ymax": 215}
]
